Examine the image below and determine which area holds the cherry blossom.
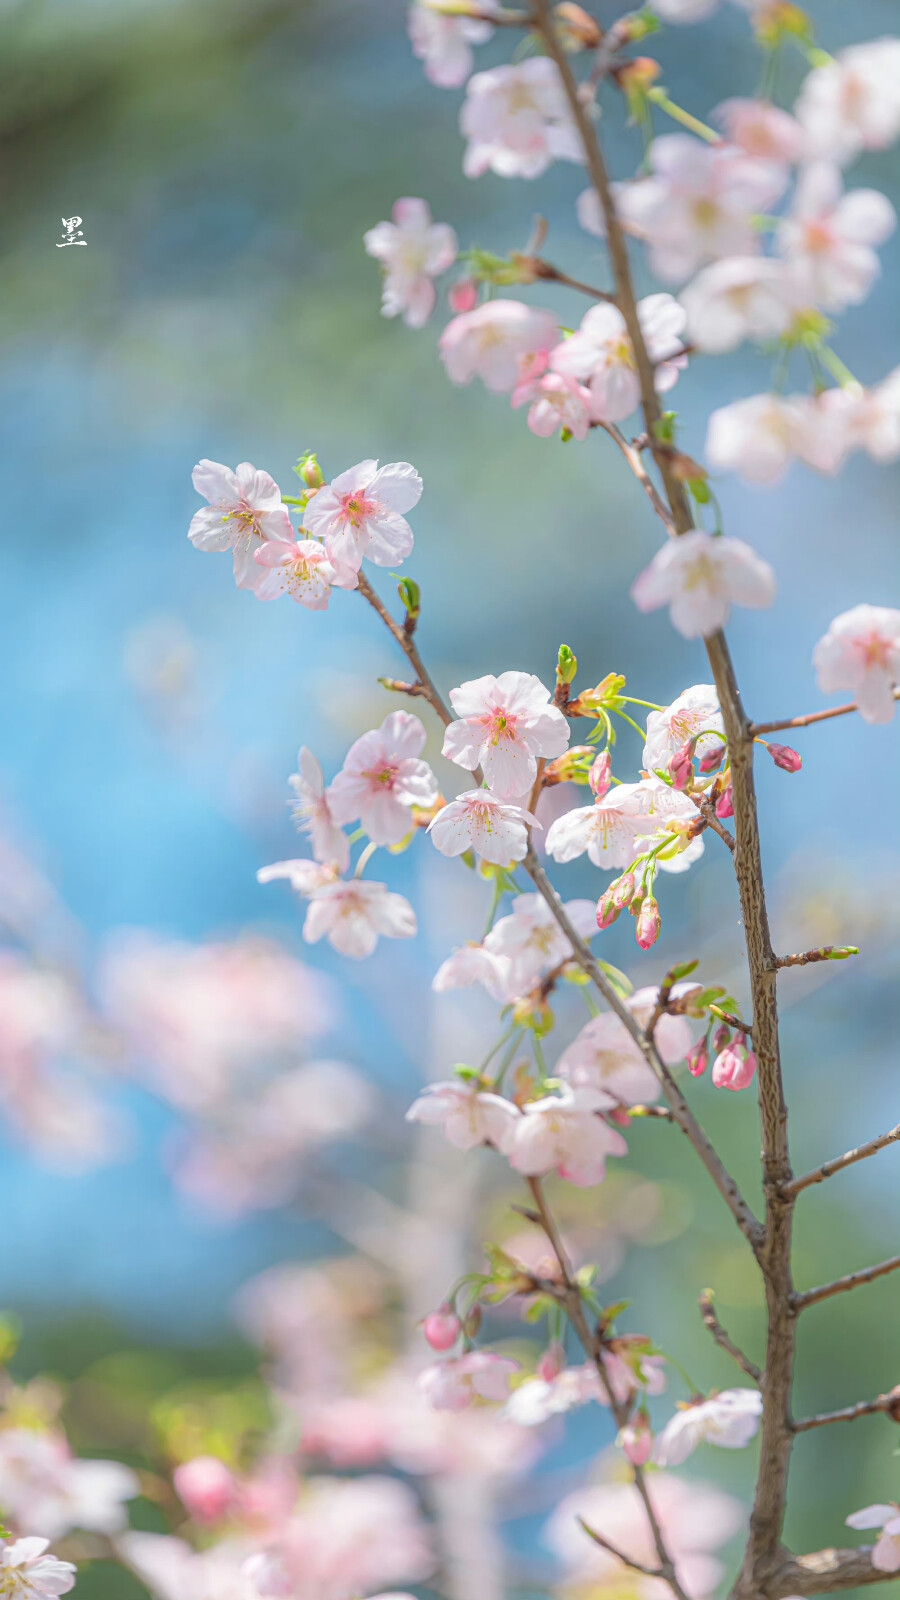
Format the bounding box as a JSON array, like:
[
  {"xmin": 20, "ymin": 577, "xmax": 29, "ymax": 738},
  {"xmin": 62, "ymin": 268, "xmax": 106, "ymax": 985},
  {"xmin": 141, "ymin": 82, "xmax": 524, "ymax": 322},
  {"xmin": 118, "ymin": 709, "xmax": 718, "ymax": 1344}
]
[
  {"xmin": 550, "ymin": 295, "xmax": 687, "ymax": 423},
  {"xmin": 846, "ymin": 1505, "xmax": 900, "ymax": 1573},
  {"xmin": 556, "ymin": 994, "xmax": 691, "ymax": 1108},
  {"xmin": 173, "ymin": 1457, "xmax": 238, "ymax": 1524},
  {"xmin": 503, "ymin": 1363, "xmax": 605, "ymax": 1426},
  {"xmin": 419, "ymin": 1352, "xmax": 521, "ymax": 1412},
  {"xmin": 442, "ymin": 671, "xmax": 569, "ymax": 797},
  {"xmin": 813, "ymin": 603, "xmax": 900, "ymax": 724},
  {"xmin": 460, "ymin": 58, "xmax": 582, "ymax": 180},
  {"xmin": 778, "ymin": 162, "xmax": 896, "ymax": 312},
  {"xmin": 712, "ymin": 98, "xmax": 807, "ymax": 166},
  {"xmin": 0, "ymin": 1428, "xmax": 138, "ymax": 1541},
  {"xmin": 654, "ymin": 1388, "xmax": 763, "ymax": 1467},
  {"xmin": 711, "ymin": 1039, "xmax": 757, "ymax": 1091},
  {"xmin": 795, "ymin": 38, "xmax": 900, "ymax": 164},
  {"xmin": 405, "ymin": 1078, "xmax": 520, "ymax": 1152},
  {"xmin": 301, "ymin": 880, "xmax": 417, "ymax": 959},
  {"xmin": 0, "ymin": 1538, "xmax": 76, "ymax": 1599},
  {"xmin": 619, "ymin": 1418, "xmax": 654, "ymax": 1466},
  {"xmin": 643, "ymin": 684, "xmax": 724, "ymax": 774},
  {"xmin": 364, "ymin": 198, "xmax": 458, "ymax": 328},
  {"xmin": 408, "ymin": 0, "xmax": 494, "ymax": 90},
  {"xmin": 439, "ymin": 300, "xmax": 558, "ymax": 394},
  {"xmin": 545, "ymin": 778, "xmax": 703, "ymax": 872},
  {"xmin": 632, "ymin": 530, "xmax": 776, "ymax": 638},
  {"xmin": 627, "ymin": 984, "xmax": 696, "ymax": 1063},
  {"xmin": 288, "ymin": 748, "xmax": 350, "ymax": 871},
  {"xmin": 189, "ymin": 461, "xmax": 293, "ymax": 592},
  {"xmin": 614, "ymin": 135, "xmax": 788, "ymax": 284},
  {"xmin": 302, "ymin": 459, "xmax": 422, "ymax": 575},
  {"xmin": 256, "ymin": 859, "xmax": 339, "ymax": 896},
  {"xmin": 507, "ymin": 1087, "xmax": 628, "ymax": 1186},
  {"xmin": 327, "ymin": 711, "xmax": 438, "ymax": 846},
  {"xmin": 120, "ymin": 1532, "xmax": 274, "ymax": 1600},
  {"xmin": 482, "ymin": 893, "xmax": 598, "ymax": 995},
  {"xmin": 427, "ymin": 790, "xmax": 538, "ymax": 864},
  {"xmin": 262, "ymin": 1476, "xmax": 436, "ymax": 1600},
  {"xmin": 253, "ymin": 538, "xmax": 349, "ymax": 608},
  {"xmin": 679, "ymin": 258, "xmax": 796, "ymax": 354},
  {"xmin": 431, "ymin": 942, "xmax": 514, "ymax": 1003},
  {"xmin": 841, "ymin": 367, "xmax": 900, "ymax": 461},
  {"xmin": 513, "ymin": 371, "xmax": 593, "ymax": 440}
]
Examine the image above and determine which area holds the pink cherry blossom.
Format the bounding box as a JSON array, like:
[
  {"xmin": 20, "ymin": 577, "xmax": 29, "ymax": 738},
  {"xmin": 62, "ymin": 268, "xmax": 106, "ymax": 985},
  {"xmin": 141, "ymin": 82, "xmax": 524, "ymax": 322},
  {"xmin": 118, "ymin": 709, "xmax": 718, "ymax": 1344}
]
[
  {"xmin": 555, "ymin": 1014, "xmax": 658, "ymax": 1107},
  {"xmin": 302, "ymin": 459, "xmax": 422, "ymax": 575},
  {"xmin": 431, "ymin": 942, "xmax": 513, "ymax": 1003},
  {"xmin": 0, "ymin": 1428, "xmax": 138, "ymax": 1541},
  {"xmin": 427, "ymin": 790, "xmax": 538, "ymax": 864},
  {"xmin": 846, "ymin": 1505, "xmax": 900, "ymax": 1573},
  {"xmin": 257, "ymin": 859, "xmax": 340, "ymax": 897},
  {"xmin": 173, "ymin": 1457, "xmax": 238, "ymax": 1524},
  {"xmin": 551, "ymin": 295, "xmax": 686, "ymax": 423},
  {"xmin": 419, "ymin": 1352, "xmax": 521, "ymax": 1412},
  {"xmin": 643, "ymin": 685, "xmax": 724, "ymax": 774},
  {"xmin": 795, "ymin": 39, "xmax": 900, "ymax": 164},
  {"xmin": 711, "ymin": 1040, "xmax": 757, "ymax": 1091},
  {"xmin": 778, "ymin": 162, "xmax": 896, "ymax": 312},
  {"xmin": 680, "ymin": 258, "xmax": 797, "ymax": 354},
  {"xmin": 405, "ymin": 1078, "xmax": 520, "ymax": 1152},
  {"xmin": 408, "ymin": 0, "xmax": 495, "ymax": 90},
  {"xmin": 121, "ymin": 1532, "xmax": 277, "ymax": 1600},
  {"xmin": 632, "ymin": 530, "xmax": 776, "ymax": 638},
  {"xmin": 713, "ymin": 97, "xmax": 807, "ymax": 165},
  {"xmin": 364, "ymin": 198, "xmax": 458, "ymax": 328},
  {"xmin": 507, "ymin": 1086, "xmax": 627, "ymax": 1186},
  {"xmin": 189, "ymin": 460, "xmax": 293, "ymax": 592},
  {"xmin": 439, "ymin": 300, "xmax": 559, "ymax": 394},
  {"xmin": 545, "ymin": 778, "xmax": 703, "ymax": 872},
  {"xmin": 301, "ymin": 880, "xmax": 417, "ymax": 960},
  {"xmin": 627, "ymin": 984, "xmax": 696, "ymax": 1064},
  {"xmin": 502, "ymin": 1363, "xmax": 605, "ymax": 1426},
  {"xmin": 442, "ymin": 671, "xmax": 569, "ymax": 797},
  {"xmin": 813, "ymin": 603, "xmax": 900, "ymax": 724},
  {"xmin": 482, "ymin": 893, "xmax": 598, "ymax": 994},
  {"xmin": 253, "ymin": 537, "xmax": 349, "ymax": 607},
  {"xmin": 327, "ymin": 711, "xmax": 438, "ymax": 846},
  {"xmin": 846, "ymin": 367, "xmax": 900, "ymax": 461},
  {"xmin": 615, "ymin": 135, "xmax": 787, "ymax": 284},
  {"xmin": 513, "ymin": 370, "xmax": 593, "ymax": 440},
  {"xmin": 0, "ymin": 1538, "xmax": 76, "ymax": 1599},
  {"xmin": 288, "ymin": 748, "xmax": 350, "ymax": 871},
  {"xmin": 654, "ymin": 1388, "xmax": 763, "ymax": 1467},
  {"xmin": 706, "ymin": 393, "xmax": 808, "ymax": 486},
  {"xmin": 460, "ymin": 57, "xmax": 583, "ymax": 180}
]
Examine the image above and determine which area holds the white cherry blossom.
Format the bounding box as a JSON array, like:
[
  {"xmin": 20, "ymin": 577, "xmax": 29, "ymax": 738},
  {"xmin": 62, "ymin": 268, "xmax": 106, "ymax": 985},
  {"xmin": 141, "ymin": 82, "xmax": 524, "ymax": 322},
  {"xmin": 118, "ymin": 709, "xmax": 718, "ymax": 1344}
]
[
  {"xmin": 189, "ymin": 460, "xmax": 293, "ymax": 592},
  {"xmin": 303, "ymin": 459, "xmax": 422, "ymax": 575},
  {"xmin": 442, "ymin": 671, "xmax": 569, "ymax": 798},
  {"xmin": 503, "ymin": 1363, "xmax": 605, "ymax": 1426},
  {"xmin": 439, "ymin": 300, "xmax": 558, "ymax": 394},
  {"xmin": 483, "ymin": 893, "xmax": 597, "ymax": 995},
  {"xmin": 680, "ymin": 258, "xmax": 796, "ymax": 354},
  {"xmin": 712, "ymin": 97, "xmax": 807, "ymax": 165},
  {"xmin": 513, "ymin": 371, "xmax": 593, "ymax": 441},
  {"xmin": 778, "ymin": 161, "xmax": 896, "ymax": 312},
  {"xmin": 364, "ymin": 198, "xmax": 458, "ymax": 328},
  {"xmin": 706, "ymin": 392, "xmax": 809, "ymax": 486},
  {"xmin": 0, "ymin": 1428, "xmax": 138, "ymax": 1541},
  {"xmin": 631, "ymin": 531, "xmax": 776, "ymax": 638},
  {"xmin": 405, "ymin": 1079, "xmax": 520, "ymax": 1152},
  {"xmin": 288, "ymin": 748, "xmax": 350, "ymax": 871},
  {"xmin": 643, "ymin": 685, "xmax": 724, "ymax": 773},
  {"xmin": 550, "ymin": 295, "xmax": 686, "ymax": 423},
  {"xmin": 327, "ymin": 711, "xmax": 438, "ymax": 846},
  {"xmin": 813, "ymin": 603, "xmax": 900, "ymax": 724},
  {"xmin": 507, "ymin": 1086, "xmax": 627, "ymax": 1187},
  {"xmin": 846, "ymin": 1505, "xmax": 900, "ymax": 1573},
  {"xmin": 795, "ymin": 39, "xmax": 900, "ymax": 164},
  {"xmin": 428, "ymin": 791, "xmax": 537, "ymax": 864},
  {"xmin": 545, "ymin": 778, "xmax": 702, "ymax": 872},
  {"xmin": 431, "ymin": 943, "xmax": 514, "ymax": 1003},
  {"xmin": 408, "ymin": 1, "xmax": 494, "ymax": 89},
  {"xmin": 461, "ymin": 57, "xmax": 582, "ymax": 180},
  {"xmin": 257, "ymin": 859, "xmax": 339, "ymax": 896},
  {"xmin": 0, "ymin": 1538, "xmax": 76, "ymax": 1599},
  {"xmin": 419, "ymin": 1353, "xmax": 520, "ymax": 1411},
  {"xmin": 555, "ymin": 997, "xmax": 691, "ymax": 1108},
  {"xmin": 846, "ymin": 367, "xmax": 900, "ymax": 461},
  {"xmin": 302, "ymin": 880, "xmax": 417, "ymax": 959},
  {"xmin": 654, "ymin": 1389, "xmax": 763, "ymax": 1467},
  {"xmin": 253, "ymin": 537, "xmax": 348, "ymax": 607}
]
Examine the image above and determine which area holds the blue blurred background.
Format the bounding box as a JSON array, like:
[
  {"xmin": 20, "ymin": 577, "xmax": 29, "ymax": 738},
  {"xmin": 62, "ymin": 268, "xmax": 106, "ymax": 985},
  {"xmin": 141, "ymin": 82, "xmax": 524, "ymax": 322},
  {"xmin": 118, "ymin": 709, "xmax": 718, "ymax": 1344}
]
[{"xmin": 1, "ymin": 0, "xmax": 900, "ymax": 1585}]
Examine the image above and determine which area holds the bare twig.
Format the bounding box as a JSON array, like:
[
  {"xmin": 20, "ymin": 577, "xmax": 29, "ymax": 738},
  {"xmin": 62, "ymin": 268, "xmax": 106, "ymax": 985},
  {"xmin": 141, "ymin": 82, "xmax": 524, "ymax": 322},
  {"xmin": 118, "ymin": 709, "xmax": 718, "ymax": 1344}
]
[
  {"xmin": 793, "ymin": 1386, "xmax": 900, "ymax": 1432},
  {"xmin": 592, "ymin": 420, "xmax": 676, "ymax": 532},
  {"xmin": 785, "ymin": 1124, "xmax": 900, "ymax": 1199},
  {"xmin": 688, "ymin": 792, "xmax": 736, "ymax": 853},
  {"xmin": 358, "ymin": 573, "xmax": 453, "ymax": 728},
  {"xmin": 794, "ymin": 1254, "xmax": 900, "ymax": 1311},
  {"xmin": 699, "ymin": 1290, "xmax": 762, "ymax": 1385},
  {"xmin": 526, "ymin": 258, "xmax": 617, "ymax": 302},
  {"xmin": 775, "ymin": 947, "xmax": 855, "ymax": 970},
  {"xmin": 750, "ymin": 690, "xmax": 900, "ymax": 737},
  {"xmin": 577, "ymin": 1518, "xmax": 663, "ymax": 1578}
]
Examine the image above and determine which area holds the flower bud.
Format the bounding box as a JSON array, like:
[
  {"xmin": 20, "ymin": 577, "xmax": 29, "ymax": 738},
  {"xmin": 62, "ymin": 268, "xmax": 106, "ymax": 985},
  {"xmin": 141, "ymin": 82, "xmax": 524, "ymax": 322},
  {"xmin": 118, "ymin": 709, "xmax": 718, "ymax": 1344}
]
[
  {"xmin": 423, "ymin": 1307, "xmax": 462, "ymax": 1352},
  {"xmin": 610, "ymin": 871, "xmax": 635, "ymax": 910},
  {"xmin": 588, "ymin": 750, "xmax": 612, "ymax": 800},
  {"xmin": 554, "ymin": 2, "xmax": 602, "ymax": 49},
  {"xmin": 767, "ymin": 742, "xmax": 802, "ymax": 773},
  {"xmin": 687, "ymin": 1041, "xmax": 708, "ymax": 1078},
  {"xmin": 596, "ymin": 892, "xmax": 620, "ymax": 930},
  {"xmin": 556, "ymin": 644, "xmax": 578, "ymax": 687},
  {"xmin": 448, "ymin": 276, "xmax": 478, "ymax": 313},
  {"xmin": 617, "ymin": 1417, "xmax": 653, "ymax": 1466},
  {"xmin": 668, "ymin": 741, "xmax": 694, "ymax": 791},
  {"xmin": 174, "ymin": 1456, "xmax": 238, "ymax": 1524},
  {"xmin": 711, "ymin": 1043, "xmax": 757, "ymax": 1092},
  {"xmin": 537, "ymin": 1341, "xmax": 566, "ymax": 1382},
  {"xmin": 544, "ymin": 745, "xmax": 593, "ymax": 785},
  {"xmin": 715, "ymin": 783, "xmax": 734, "ymax": 819},
  {"xmin": 712, "ymin": 1023, "xmax": 731, "ymax": 1053},
  {"xmin": 297, "ymin": 453, "xmax": 324, "ymax": 491},
  {"xmin": 698, "ymin": 744, "xmax": 724, "ymax": 774},
  {"xmin": 608, "ymin": 1106, "xmax": 631, "ymax": 1128},
  {"xmin": 635, "ymin": 895, "xmax": 660, "ymax": 951}
]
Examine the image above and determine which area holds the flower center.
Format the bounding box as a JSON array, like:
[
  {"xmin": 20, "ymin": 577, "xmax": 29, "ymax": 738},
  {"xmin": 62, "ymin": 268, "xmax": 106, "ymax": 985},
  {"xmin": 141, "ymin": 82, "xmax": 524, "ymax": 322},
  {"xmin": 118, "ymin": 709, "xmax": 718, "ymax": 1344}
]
[
  {"xmin": 339, "ymin": 491, "xmax": 378, "ymax": 528},
  {"xmin": 362, "ymin": 764, "xmax": 398, "ymax": 787},
  {"xmin": 858, "ymin": 632, "xmax": 891, "ymax": 668},
  {"xmin": 692, "ymin": 197, "xmax": 721, "ymax": 231},
  {"xmin": 802, "ymin": 219, "xmax": 834, "ymax": 255}
]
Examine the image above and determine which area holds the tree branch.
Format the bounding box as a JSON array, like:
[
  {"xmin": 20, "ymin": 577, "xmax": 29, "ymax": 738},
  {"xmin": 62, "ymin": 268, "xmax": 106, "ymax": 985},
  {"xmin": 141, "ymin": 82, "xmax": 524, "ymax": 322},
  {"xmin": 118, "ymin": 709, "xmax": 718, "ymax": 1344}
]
[
  {"xmin": 793, "ymin": 1386, "xmax": 900, "ymax": 1432},
  {"xmin": 775, "ymin": 947, "xmax": 857, "ymax": 970},
  {"xmin": 699, "ymin": 1290, "xmax": 762, "ymax": 1384},
  {"xmin": 772, "ymin": 1548, "xmax": 900, "ymax": 1596},
  {"xmin": 750, "ymin": 690, "xmax": 900, "ymax": 737},
  {"xmin": 794, "ymin": 1254, "xmax": 900, "ymax": 1311},
  {"xmin": 784, "ymin": 1124, "xmax": 900, "ymax": 1199},
  {"xmin": 688, "ymin": 792, "xmax": 736, "ymax": 853},
  {"xmin": 577, "ymin": 1518, "xmax": 662, "ymax": 1578},
  {"xmin": 527, "ymin": 258, "xmax": 617, "ymax": 302},
  {"xmin": 357, "ymin": 572, "xmax": 453, "ymax": 729}
]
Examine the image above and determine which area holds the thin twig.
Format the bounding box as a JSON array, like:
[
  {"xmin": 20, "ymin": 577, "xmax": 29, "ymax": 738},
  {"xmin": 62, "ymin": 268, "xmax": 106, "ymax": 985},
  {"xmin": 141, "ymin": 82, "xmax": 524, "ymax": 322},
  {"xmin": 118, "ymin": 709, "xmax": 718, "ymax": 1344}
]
[
  {"xmin": 750, "ymin": 690, "xmax": 900, "ymax": 737},
  {"xmin": 577, "ymin": 1519, "xmax": 663, "ymax": 1578},
  {"xmin": 793, "ymin": 1386, "xmax": 900, "ymax": 1432},
  {"xmin": 358, "ymin": 573, "xmax": 453, "ymax": 728},
  {"xmin": 775, "ymin": 947, "xmax": 851, "ymax": 970},
  {"xmin": 528, "ymin": 258, "xmax": 617, "ymax": 302},
  {"xmin": 785, "ymin": 1124, "xmax": 900, "ymax": 1199},
  {"xmin": 794, "ymin": 1254, "xmax": 900, "ymax": 1311},
  {"xmin": 699, "ymin": 1290, "xmax": 762, "ymax": 1384},
  {"xmin": 688, "ymin": 792, "xmax": 736, "ymax": 853},
  {"xmin": 592, "ymin": 421, "xmax": 676, "ymax": 531}
]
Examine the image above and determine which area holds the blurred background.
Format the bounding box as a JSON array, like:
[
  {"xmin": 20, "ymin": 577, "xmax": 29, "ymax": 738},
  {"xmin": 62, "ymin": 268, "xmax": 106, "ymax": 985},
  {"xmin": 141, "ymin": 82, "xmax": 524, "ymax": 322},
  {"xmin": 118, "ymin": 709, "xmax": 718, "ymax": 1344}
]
[{"xmin": 1, "ymin": 0, "xmax": 899, "ymax": 1594}]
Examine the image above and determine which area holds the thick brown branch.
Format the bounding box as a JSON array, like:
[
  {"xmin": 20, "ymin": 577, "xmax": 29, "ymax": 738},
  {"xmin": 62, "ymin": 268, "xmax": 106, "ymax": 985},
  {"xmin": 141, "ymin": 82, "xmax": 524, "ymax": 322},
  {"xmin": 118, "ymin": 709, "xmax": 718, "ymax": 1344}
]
[
  {"xmin": 793, "ymin": 1386, "xmax": 900, "ymax": 1432},
  {"xmin": 699, "ymin": 1290, "xmax": 762, "ymax": 1384},
  {"xmin": 772, "ymin": 1548, "xmax": 900, "ymax": 1596},
  {"xmin": 750, "ymin": 690, "xmax": 900, "ymax": 737},
  {"xmin": 795, "ymin": 1254, "xmax": 900, "ymax": 1311},
  {"xmin": 785, "ymin": 1124, "xmax": 900, "ymax": 1199}
]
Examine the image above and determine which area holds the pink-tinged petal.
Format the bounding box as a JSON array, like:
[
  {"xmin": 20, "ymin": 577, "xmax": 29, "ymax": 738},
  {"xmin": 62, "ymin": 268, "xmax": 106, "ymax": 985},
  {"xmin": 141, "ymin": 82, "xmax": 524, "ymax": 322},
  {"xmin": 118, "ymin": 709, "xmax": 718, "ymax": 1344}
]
[
  {"xmin": 330, "ymin": 458, "xmax": 379, "ymax": 497},
  {"xmin": 481, "ymin": 739, "xmax": 537, "ymax": 800},
  {"xmin": 232, "ymin": 541, "xmax": 266, "ymax": 592},
  {"xmin": 396, "ymin": 274, "xmax": 437, "ymax": 329},
  {"xmin": 302, "ymin": 486, "xmax": 342, "ymax": 539},
  {"xmin": 192, "ymin": 458, "xmax": 239, "ymax": 506},
  {"xmin": 424, "ymin": 223, "xmax": 459, "ymax": 274},
  {"xmin": 836, "ymin": 188, "xmax": 897, "ymax": 245},
  {"xmin": 188, "ymin": 506, "xmax": 238, "ymax": 552},
  {"xmin": 364, "ymin": 510, "xmax": 415, "ymax": 566},
  {"xmin": 393, "ymin": 196, "xmax": 433, "ymax": 230},
  {"xmin": 846, "ymin": 1506, "xmax": 897, "ymax": 1531},
  {"xmin": 254, "ymin": 540, "xmax": 295, "ymax": 568},
  {"xmin": 368, "ymin": 888, "xmax": 417, "ymax": 939},
  {"xmin": 442, "ymin": 719, "xmax": 484, "ymax": 772},
  {"xmin": 234, "ymin": 462, "xmax": 283, "ymax": 511},
  {"xmin": 873, "ymin": 1535, "xmax": 900, "ymax": 1574},
  {"xmin": 258, "ymin": 504, "xmax": 294, "ymax": 541},
  {"xmin": 370, "ymin": 461, "xmax": 424, "ymax": 515},
  {"xmin": 382, "ymin": 710, "xmax": 428, "ymax": 760},
  {"xmin": 448, "ymin": 674, "xmax": 499, "ymax": 718}
]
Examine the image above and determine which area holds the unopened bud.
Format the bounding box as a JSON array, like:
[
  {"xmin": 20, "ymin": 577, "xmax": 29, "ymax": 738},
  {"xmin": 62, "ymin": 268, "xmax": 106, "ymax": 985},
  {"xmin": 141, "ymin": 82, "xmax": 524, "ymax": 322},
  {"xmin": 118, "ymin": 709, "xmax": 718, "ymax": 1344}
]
[
  {"xmin": 557, "ymin": 644, "xmax": 578, "ymax": 686},
  {"xmin": 174, "ymin": 1457, "xmax": 238, "ymax": 1524},
  {"xmin": 423, "ymin": 1307, "xmax": 462, "ymax": 1351},
  {"xmin": 712, "ymin": 1023, "xmax": 731, "ymax": 1053},
  {"xmin": 715, "ymin": 783, "xmax": 734, "ymax": 819},
  {"xmin": 544, "ymin": 745, "xmax": 593, "ymax": 785},
  {"xmin": 608, "ymin": 1106, "xmax": 631, "ymax": 1128},
  {"xmin": 596, "ymin": 892, "xmax": 620, "ymax": 931},
  {"xmin": 448, "ymin": 276, "xmax": 478, "ymax": 313},
  {"xmin": 554, "ymin": 2, "xmax": 602, "ymax": 48},
  {"xmin": 687, "ymin": 1040, "xmax": 708, "ymax": 1078},
  {"xmin": 712, "ymin": 1043, "xmax": 757, "ymax": 1092},
  {"xmin": 635, "ymin": 895, "xmax": 660, "ymax": 951},
  {"xmin": 699, "ymin": 744, "xmax": 724, "ymax": 774},
  {"xmin": 537, "ymin": 1341, "xmax": 567, "ymax": 1382},
  {"xmin": 617, "ymin": 1416, "xmax": 653, "ymax": 1466},
  {"xmin": 588, "ymin": 750, "xmax": 612, "ymax": 799},
  {"xmin": 618, "ymin": 55, "xmax": 661, "ymax": 93},
  {"xmin": 296, "ymin": 452, "xmax": 324, "ymax": 491},
  {"xmin": 668, "ymin": 741, "xmax": 694, "ymax": 791},
  {"xmin": 610, "ymin": 871, "xmax": 636, "ymax": 910},
  {"xmin": 767, "ymin": 742, "xmax": 802, "ymax": 773}
]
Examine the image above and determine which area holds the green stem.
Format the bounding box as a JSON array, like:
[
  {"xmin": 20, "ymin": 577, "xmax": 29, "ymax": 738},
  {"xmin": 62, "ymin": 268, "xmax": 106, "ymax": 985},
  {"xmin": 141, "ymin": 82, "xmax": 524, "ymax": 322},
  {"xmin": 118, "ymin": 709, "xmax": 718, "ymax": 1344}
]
[
  {"xmin": 647, "ymin": 89, "xmax": 719, "ymax": 145},
  {"xmin": 819, "ymin": 344, "xmax": 859, "ymax": 389}
]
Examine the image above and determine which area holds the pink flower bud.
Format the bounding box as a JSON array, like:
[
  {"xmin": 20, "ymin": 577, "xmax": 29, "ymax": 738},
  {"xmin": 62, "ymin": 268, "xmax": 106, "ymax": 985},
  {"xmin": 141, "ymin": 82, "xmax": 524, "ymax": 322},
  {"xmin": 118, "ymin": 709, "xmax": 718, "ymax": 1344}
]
[
  {"xmin": 174, "ymin": 1456, "xmax": 238, "ymax": 1524},
  {"xmin": 712, "ymin": 1023, "xmax": 731, "ymax": 1053},
  {"xmin": 668, "ymin": 741, "xmax": 693, "ymax": 791},
  {"xmin": 536, "ymin": 1341, "xmax": 566, "ymax": 1382},
  {"xmin": 768, "ymin": 742, "xmax": 802, "ymax": 773},
  {"xmin": 423, "ymin": 1307, "xmax": 462, "ymax": 1352},
  {"xmin": 698, "ymin": 744, "xmax": 724, "ymax": 774},
  {"xmin": 687, "ymin": 1041, "xmax": 708, "ymax": 1077},
  {"xmin": 608, "ymin": 1106, "xmax": 631, "ymax": 1128},
  {"xmin": 596, "ymin": 892, "xmax": 620, "ymax": 930},
  {"xmin": 449, "ymin": 277, "xmax": 478, "ymax": 313},
  {"xmin": 617, "ymin": 1419, "xmax": 653, "ymax": 1466},
  {"xmin": 588, "ymin": 751, "xmax": 612, "ymax": 800},
  {"xmin": 711, "ymin": 1043, "xmax": 757, "ymax": 1092},
  {"xmin": 715, "ymin": 784, "xmax": 734, "ymax": 818},
  {"xmin": 635, "ymin": 895, "xmax": 660, "ymax": 951},
  {"xmin": 610, "ymin": 871, "xmax": 635, "ymax": 910}
]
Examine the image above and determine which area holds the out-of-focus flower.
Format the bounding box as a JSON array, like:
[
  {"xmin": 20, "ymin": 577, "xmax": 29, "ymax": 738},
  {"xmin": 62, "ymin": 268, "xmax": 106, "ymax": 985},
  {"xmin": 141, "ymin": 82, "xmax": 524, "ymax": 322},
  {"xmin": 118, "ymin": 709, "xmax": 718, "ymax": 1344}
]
[
  {"xmin": 120, "ymin": 1533, "xmax": 271, "ymax": 1600},
  {"xmin": 483, "ymin": 893, "xmax": 597, "ymax": 995},
  {"xmin": 813, "ymin": 603, "xmax": 900, "ymax": 724},
  {"xmin": 327, "ymin": 711, "xmax": 438, "ymax": 847},
  {"xmin": 364, "ymin": 198, "xmax": 458, "ymax": 328},
  {"xmin": 189, "ymin": 461, "xmax": 293, "ymax": 593},
  {"xmin": 303, "ymin": 460, "xmax": 422, "ymax": 576},
  {"xmin": 422, "ymin": 1308, "xmax": 462, "ymax": 1352},
  {"xmin": 706, "ymin": 393, "xmax": 806, "ymax": 486},
  {"xmin": 846, "ymin": 1505, "xmax": 900, "ymax": 1573},
  {"xmin": 408, "ymin": 0, "xmax": 495, "ymax": 89},
  {"xmin": 680, "ymin": 258, "xmax": 796, "ymax": 353},
  {"xmin": 253, "ymin": 538, "xmax": 348, "ymax": 608},
  {"xmin": 619, "ymin": 1417, "xmax": 654, "ymax": 1465},
  {"xmin": 405, "ymin": 1079, "xmax": 520, "ymax": 1152},
  {"xmin": 655, "ymin": 1389, "xmax": 763, "ymax": 1466},
  {"xmin": 846, "ymin": 367, "xmax": 900, "ymax": 461},
  {"xmin": 778, "ymin": 162, "xmax": 896, "ymax": 312},
  {"xmin": 712, "ymin": 97, "xmax": 807, "ymax": 165},
  {"xmin": 428, "ymin": 791, "xmax": 538, "ymax": 864},
  {"xmin": 442, "ymin": 671, "xmax": 569, "ymax": 798},
  {"xmin": 439, "ymin": 301, "xmax": 558, "ymax": 393},
  {"xmin": 0, "ymin": 1428, "xmax": 138, "ymax": 1541},
  {"xmin": 173, "ymin": 1457, "xmax": 239, "ymax": 1525},
  {"xmin": 0, "ymin": 1537, "xmax": 76, "ymax": 1599},
  {"xmin": 513, "ymin": 371, "xmax": 594, "ymax": 441},
  {"xmin": 419, "ymin": 1353, "xmax": 520, "ymax": 1412},
  {"xmin": 550, "ymin": 295, "xmax": 686, "ymax": 423},
  {"xmin": 431, "ymin": 943, "xmax": 514, "ymax": 1002},
  {"xmin": 555, "ymin": 1014, "xmax": 659, "ymax": 1107},
  {"xmin": 503, "ymin": 1363, "xmax": 605, "ymax": 1426},
  {"xmin": 507, "ymin": 1087, "xmax": 628, "ymax": 1186},
  {"xmin": 461, "ymin": 58, "xmax": 582, "ymax": 180},
  {"xmin": 301, "ymin": 880, "xmax": 417, "ymax": 960},
  {"xmin": 631, "ymin": 531, "xmax": 776, "ymax": 638},
  {"xmin": 711, "ymin": 1040, "xmax": 757, "ymax": 1091},
  {"xmin": 289, "ymin": 748, "xmax": 350, "ymax": 872},
  {"xmin": 795, "ymin": 39, "xmax": 900, "ymax": 164}
]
